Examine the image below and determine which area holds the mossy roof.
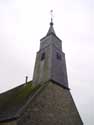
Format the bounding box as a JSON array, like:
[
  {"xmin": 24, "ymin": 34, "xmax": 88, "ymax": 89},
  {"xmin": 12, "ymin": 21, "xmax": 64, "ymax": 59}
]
[{"xmin": 0, "ymin": 81, "xmax": 41, "ymax": 122}]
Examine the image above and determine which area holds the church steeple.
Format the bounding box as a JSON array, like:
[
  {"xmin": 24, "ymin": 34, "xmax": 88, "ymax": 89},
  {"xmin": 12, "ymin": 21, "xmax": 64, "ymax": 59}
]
[{"xmin": 33, "ymin": 15, "xmax": 69, "ymax": 89}]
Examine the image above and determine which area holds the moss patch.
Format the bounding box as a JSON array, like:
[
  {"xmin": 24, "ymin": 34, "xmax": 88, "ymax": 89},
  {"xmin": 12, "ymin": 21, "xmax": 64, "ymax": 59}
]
[{"xmin": 0, "ymin": 81, "xmax": 41, "ymax": 112}]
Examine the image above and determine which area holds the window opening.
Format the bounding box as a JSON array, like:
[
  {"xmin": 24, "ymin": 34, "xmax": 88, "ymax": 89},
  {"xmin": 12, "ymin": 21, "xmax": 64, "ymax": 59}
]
[
  {"xmin": 56, "ymin": 52, "xmax": 62, "ymax": 60},
  {"xmin": 41, "ymin": 52, "xmax": 45, "ymax": 61}
]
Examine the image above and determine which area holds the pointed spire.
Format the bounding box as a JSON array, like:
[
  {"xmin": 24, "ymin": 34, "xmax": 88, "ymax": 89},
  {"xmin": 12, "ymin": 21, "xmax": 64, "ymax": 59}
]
[{"xmin": 46, "ymin": 10, "xmax": 56, "ymax": 36}]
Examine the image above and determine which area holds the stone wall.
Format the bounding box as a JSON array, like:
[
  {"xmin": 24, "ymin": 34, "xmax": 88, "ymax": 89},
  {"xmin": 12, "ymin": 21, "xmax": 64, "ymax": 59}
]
[{"xmin": 17, "ymin": 81, "xmax": 83, "ymax": 125}]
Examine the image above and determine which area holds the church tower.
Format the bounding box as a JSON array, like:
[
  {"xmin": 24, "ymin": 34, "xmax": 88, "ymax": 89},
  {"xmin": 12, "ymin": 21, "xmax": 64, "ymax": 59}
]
[{"xmin": 33, "ymin": 19, "xmax": 68, "ymax": 89}]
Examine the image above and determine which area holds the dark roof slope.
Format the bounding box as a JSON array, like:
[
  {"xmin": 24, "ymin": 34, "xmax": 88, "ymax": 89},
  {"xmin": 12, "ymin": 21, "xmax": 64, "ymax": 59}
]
[
  {"xmin": 0, "ymin": 81, "xmax": 41, "ymax": 122},
  {"xmin": 46, "ymin": 22, "xmax": 56, "ymax": 36}
]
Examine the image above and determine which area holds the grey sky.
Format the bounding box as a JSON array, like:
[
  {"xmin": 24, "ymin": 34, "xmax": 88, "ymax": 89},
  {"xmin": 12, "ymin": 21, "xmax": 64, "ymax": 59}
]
[{"xmin": 0, "ymin": 0, "xmax": 94, "ymax": 124}]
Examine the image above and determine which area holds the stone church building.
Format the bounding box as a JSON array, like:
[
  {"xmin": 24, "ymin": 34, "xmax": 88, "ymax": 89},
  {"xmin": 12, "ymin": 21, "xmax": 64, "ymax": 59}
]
[{"xmin": 0, "ymin": 19, "xmax": 83, "ymax": 125}]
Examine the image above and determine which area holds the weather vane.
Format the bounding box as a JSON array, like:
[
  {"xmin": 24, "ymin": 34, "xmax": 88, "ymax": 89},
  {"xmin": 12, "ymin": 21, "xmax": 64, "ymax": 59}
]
[{"xmin": 50, "ymin": 10, "xmax": 53, "ymax": 23}]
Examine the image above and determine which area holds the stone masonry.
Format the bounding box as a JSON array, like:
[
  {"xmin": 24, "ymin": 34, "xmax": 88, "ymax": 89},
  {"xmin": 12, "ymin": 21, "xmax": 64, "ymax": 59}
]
[{"xmin": 17, "ymin": 81, "xmax": 83, "ymax": 125}]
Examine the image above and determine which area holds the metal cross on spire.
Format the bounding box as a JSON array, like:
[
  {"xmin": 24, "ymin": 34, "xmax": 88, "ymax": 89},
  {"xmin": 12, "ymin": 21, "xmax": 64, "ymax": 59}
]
[{"xmin": 50, "ymin": 10, "xmax": 53, "ymax": 24}]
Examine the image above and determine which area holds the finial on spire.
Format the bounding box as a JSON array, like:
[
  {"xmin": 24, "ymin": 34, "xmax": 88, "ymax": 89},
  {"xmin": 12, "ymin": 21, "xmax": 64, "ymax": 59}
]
[
  {"xmin": 50, "ymin": 10, "xmax": 53, "ymax": 25},
  {"xmin": 46, "ymin": 10, "xmax": 56, "ymax": 36}
]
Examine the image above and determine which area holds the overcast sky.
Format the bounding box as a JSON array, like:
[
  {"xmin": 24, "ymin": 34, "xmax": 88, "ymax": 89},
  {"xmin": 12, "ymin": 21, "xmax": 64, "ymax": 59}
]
[{"xmin": 0, "ymin": 0, "xmax": 94, "ymax": 124}]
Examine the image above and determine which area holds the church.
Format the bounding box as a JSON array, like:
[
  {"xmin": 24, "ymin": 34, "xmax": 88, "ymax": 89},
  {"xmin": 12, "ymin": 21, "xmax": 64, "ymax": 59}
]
[{"xmin": 0, "ymin": 17, "xmax": 83, "ymax": 125}]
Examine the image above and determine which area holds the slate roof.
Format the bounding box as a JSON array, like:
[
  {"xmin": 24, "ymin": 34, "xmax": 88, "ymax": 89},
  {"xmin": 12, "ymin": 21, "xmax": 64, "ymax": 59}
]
[
  {"xmin": 40, "ymin": 21, "xmax": 62, "ymax": 42},
  {"xmin": 0, "ymin": 81, "xmax": 41, "ymax": 122},
  {"xmin": 46, "ymin": 22, "xmax": 56, "ymax": 36}
]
